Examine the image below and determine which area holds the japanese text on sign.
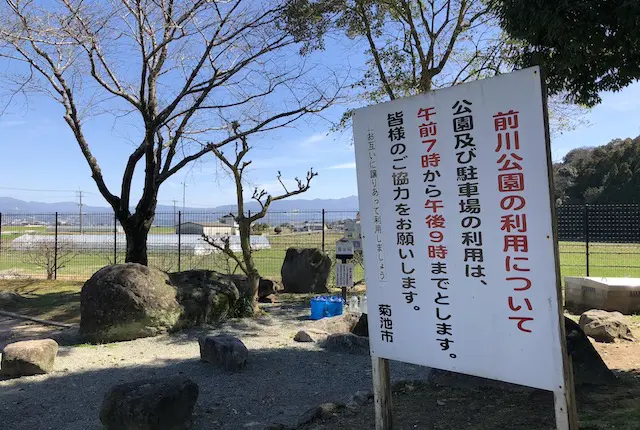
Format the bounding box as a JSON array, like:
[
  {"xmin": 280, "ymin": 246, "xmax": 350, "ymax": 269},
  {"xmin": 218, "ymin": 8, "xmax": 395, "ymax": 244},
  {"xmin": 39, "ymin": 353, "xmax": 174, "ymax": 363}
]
[{"xmin": 353, "ymin": 67, "xmax": 565, "ymax": 392}]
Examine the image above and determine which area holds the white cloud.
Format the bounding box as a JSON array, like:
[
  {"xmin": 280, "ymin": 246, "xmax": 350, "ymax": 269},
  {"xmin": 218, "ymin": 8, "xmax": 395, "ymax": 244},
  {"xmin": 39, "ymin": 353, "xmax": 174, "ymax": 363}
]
[
  {"xmin": 250, "ymin": 179, "xmax": 298, "ymax": 197},
  {"xmin": 328, "ymin": 162, "xmax": 356, "ymax": 169},
  {"xmin": 250, "ymin": 156, "xmax": 313, "ymax": 170},
  {"xmin": 301, "ymin": 132, "xmax": 327, "ymax": 145}
]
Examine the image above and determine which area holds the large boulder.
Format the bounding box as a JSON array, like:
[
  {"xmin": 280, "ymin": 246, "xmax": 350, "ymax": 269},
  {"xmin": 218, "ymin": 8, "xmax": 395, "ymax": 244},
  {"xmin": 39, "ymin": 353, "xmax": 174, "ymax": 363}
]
[
  {"xmin": 1, "ymin": 339, "xmax": 58, "ymax": 377},
  {"xmin": 578, "ymin": 309, "xmax": 635, "ymax": 343},
  {"xmin": 565, "ymin": 317, "xmax": 616, "ymax": 386},
  {"xmin": 99, "ymin": 376, "xmax": 198, "ymax": 430},
  {"xmin": 199, "ymin": 334, "xmax": 248, "ymax": 371},
  {"xmin": 281, "ymin": 248, "xmax": 331, "ymax": 293},
  {"xmin": 80, "ymin": 264, "xmax": 182, "ymax": 343},
  {"xmin": 169, "ymin": 270, "xmax": 241, "ymax": 324}
]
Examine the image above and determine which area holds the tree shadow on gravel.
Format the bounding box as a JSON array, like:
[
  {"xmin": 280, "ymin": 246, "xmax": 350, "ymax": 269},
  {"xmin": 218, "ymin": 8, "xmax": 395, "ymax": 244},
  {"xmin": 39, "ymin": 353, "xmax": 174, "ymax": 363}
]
[
  {"xmin": 302, "ymin": 369, "xmax": 640, "ymax": 430},
  {"xmin": 0, "ymin": 343, "xmax": 428, "ymax": 430},
  {"xmin": 4, "ymin": 329, "xmax": 639, "ymax": 430}
]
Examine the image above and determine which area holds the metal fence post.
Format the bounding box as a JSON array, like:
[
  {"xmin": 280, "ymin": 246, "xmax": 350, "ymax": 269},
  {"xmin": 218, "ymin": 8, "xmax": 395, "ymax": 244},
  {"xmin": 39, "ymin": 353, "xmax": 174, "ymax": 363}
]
[
  {"xmin": 113, "ymin": 213, "xmax": 117, "ymax": 265},
  {"xmin": 637, "ymin": 204, "xmax": 640, "ymax": 245},
  {"xmin": 322, "ymin": 209, "xmax": 325, "ymax": 252},
  {"xmin": 584, "ymin": 204, "xmax": 590, "ymax": 276},
  {"xmin": 178, "ymin": 211, "xmax": 182, "ymax": 272},
  {"xmin": 54, "ymin": 212, "xmax": 58, "ymax": 280}
]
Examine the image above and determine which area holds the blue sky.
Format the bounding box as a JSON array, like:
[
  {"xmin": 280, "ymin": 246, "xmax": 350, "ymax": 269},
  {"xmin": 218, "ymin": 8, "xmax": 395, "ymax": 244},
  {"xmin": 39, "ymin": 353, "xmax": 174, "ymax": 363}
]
[{"xmin": 0, "ymin": 30, "xmax": 638, "ymax": 209}]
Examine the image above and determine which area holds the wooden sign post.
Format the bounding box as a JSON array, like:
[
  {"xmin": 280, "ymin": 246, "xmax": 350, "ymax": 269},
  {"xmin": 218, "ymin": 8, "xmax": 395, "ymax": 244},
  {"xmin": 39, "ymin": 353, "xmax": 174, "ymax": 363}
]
[
  {"xmin": 372, "ymin": 357, "xmax": 392, "ymax": 430},
  {"xmin": 335, "ymin": 238, "xmax": 355, "ymax": 302}
]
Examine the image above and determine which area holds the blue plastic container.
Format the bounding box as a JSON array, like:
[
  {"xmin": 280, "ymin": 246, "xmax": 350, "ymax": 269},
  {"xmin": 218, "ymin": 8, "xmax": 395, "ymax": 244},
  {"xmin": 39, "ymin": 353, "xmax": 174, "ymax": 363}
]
[
  {"xmin": 326, "ymin": 296, "xmax": 344, "ymax": 317},
  {"xmin": 310, "ymin": 296, "xmax": 327, "ymax": 320}
]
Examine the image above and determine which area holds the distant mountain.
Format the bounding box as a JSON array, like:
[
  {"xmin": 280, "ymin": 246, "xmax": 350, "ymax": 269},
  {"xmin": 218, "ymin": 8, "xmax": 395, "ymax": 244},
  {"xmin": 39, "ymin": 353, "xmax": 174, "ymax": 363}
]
[
  {"xmin": 0, "ymin": 197, "xmax": 110, "ymax": 214},
  {"xmin": 0, "ymin": 196, "xmax": 359, "ymax": 226},
  {"xmin": 206, "ymin": 196, "xmax": 359, "ymax": 214}
]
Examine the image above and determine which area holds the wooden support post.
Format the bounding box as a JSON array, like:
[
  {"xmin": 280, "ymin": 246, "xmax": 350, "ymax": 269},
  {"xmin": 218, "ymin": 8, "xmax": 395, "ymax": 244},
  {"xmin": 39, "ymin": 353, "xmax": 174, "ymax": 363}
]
[
  {"xmin": 372, "ymin": 356, "xmax": 392, "ymax": 430},
  {"xmin": 554, "ymin": 321, "xmax": 579, "ymax": 430},
  {"xmin": 540, "ymin": 67, "xmax": 580, "ymax": 430}
]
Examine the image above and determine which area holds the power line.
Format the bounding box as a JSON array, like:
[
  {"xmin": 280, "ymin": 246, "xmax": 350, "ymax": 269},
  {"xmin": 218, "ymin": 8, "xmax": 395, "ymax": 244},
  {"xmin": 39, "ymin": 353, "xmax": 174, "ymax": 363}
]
[{"xmin": 0, "ymin": 186, "xmax": 96, "ymax": 194}]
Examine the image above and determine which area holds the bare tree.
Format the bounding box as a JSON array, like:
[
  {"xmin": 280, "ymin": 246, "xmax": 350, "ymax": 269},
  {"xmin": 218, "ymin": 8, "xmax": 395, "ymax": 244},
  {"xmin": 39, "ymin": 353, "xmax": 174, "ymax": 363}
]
[
  {"xmin": 202, "ymin": 123, "xmax": 317, "ymax": 310},
  {"xmin": 0, "ymin": 0, "xmax": 339, "ymax": 264},
  {"xmin": 21, "ymin": 239, "xmax": 79, "ymax": 280}
]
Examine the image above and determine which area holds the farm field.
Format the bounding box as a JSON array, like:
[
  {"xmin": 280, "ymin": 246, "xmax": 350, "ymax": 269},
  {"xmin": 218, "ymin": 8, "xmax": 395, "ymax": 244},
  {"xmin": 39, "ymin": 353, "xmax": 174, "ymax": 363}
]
[{"xmin": 0, "ymin": 230, "xmax": 638, "ymax": 283}]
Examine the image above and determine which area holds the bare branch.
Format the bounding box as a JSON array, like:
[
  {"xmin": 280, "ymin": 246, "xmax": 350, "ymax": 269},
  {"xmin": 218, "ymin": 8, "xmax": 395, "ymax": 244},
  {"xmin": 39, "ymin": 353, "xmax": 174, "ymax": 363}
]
[{"xmin": 201, "ymin": 234, "xmax": 247, "ymax": 275}]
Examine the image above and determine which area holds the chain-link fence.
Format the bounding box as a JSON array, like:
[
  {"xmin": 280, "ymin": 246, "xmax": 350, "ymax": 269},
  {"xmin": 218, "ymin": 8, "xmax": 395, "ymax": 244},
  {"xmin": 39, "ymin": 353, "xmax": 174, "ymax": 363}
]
[
  {"xmin": 556, "ymin": 204, "xmax": 640, "ymax": 279},
  {"xmin": 1, "ymin": 205, "xmax": 639, "ymax": 282},
  {"xmin": 0, "ymin": 210, "xmax": 360, "ymax": 282}
]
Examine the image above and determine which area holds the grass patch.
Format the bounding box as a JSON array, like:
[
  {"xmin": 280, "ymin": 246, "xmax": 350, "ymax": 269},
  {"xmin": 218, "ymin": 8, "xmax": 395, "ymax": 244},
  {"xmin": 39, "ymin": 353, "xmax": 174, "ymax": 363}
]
[
  {"xmin": 0, "ymin": 236, "xmax": 638, "ymax": 281},
  {"xmin": 0, "ymin": 279, "xmax": 83, "ymax": 324}
]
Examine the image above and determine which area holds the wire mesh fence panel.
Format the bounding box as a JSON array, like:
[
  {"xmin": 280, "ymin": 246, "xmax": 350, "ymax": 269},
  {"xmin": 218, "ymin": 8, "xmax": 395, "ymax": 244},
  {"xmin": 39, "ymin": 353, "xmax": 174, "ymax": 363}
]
[
  {"xmin": 0, "ymin": 212, "xmax": 58, "ymax": 279},
  {"xmin": 587, "ymin": 204, "xmax": 640, "ymax": 278},
  {"xmin": 556, "ymin": 205, "xmax": 588, "ymax": 280},
  {"xmin": 54, "ymin": 212, "xmax": 116, "ymax": 279},
  {"xmin": 0, "ymin": 205, "xmax": 638, "ymax": 282}
]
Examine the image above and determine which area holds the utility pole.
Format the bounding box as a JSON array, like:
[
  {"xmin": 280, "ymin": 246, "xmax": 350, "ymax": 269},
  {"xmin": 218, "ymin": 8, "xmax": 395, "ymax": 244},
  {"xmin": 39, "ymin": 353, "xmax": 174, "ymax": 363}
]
[
  {"xmin": 182, "ymin": 182, "xmax": 187, "ymax": 212},
  {"xmin": 77, "ymin": 189, "xmax": 83, "ymax": 234},
  {"xmin": 172, "ymin": 200, "xmax": 178, "ymax": 227}
]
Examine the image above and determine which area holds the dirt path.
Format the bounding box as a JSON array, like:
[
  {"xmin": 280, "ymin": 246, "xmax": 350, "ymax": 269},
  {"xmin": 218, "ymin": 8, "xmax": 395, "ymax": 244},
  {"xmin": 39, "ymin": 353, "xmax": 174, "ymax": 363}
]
[{"xmin": 0, "ymin": 314, "xmax": 72, "ymax": 350}]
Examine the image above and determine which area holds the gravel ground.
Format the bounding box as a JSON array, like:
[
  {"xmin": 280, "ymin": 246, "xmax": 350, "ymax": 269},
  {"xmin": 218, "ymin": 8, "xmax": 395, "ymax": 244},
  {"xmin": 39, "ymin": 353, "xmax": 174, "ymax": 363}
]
[{"xmin": 0, "ymin": 304, "xmax": 428, "ymax": 430}]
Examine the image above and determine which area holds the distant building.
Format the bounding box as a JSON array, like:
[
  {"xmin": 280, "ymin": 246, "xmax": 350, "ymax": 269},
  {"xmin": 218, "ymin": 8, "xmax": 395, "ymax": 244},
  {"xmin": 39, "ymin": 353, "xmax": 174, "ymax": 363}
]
[
  {"xmin": 292, "ymin": 222, "xmax": 327, "ymax": 232},
  {"xmin": 176, "ymin": 221, "xmax": 238, "ymax": 236},
  {"xmin": 46, "ymin": 225, "xmax": 124, "ymax": 233},
  {"xmin": 218, "ymin": 215, "xmax": 236, "ymax": 225}
]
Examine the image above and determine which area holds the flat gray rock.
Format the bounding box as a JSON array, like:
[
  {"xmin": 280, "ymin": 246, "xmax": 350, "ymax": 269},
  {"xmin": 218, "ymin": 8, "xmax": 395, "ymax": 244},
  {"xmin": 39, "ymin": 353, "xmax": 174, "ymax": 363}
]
[{"xmin": 1, "ymin": 338, "xmax": 58, "ymax": 377}]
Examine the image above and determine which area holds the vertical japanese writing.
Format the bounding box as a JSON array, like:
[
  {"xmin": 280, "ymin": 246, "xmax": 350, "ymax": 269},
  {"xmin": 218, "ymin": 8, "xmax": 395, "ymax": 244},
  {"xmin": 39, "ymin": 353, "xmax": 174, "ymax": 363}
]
[
  {"xmin": 388, "ymin": 111, "xmax": 417, "ymax": 318},
  {"xmin": 494, "ymin": 110, "xmax": 533, "ymax": 333},
  {"xmin": 417, "ymin": 106, "xmax": 456, "ymax": 359},
  {"xmin": 368, "ymin": 128, "xmax": 386, "ymax": 281},
  {"xmin": 453, "ymin": 100, "xmax": 486, "ymax": 288},
  {"xmin": 379, "ymin": 304, "xmax": 393, "ymax": 342}
]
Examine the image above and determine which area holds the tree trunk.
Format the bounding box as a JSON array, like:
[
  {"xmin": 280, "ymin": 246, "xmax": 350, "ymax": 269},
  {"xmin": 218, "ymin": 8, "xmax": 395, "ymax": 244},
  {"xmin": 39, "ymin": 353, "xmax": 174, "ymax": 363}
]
[
  {"xmin": 239, "ymin": 218, "xmax": 260, "ymax": 313},
  {"xmin": 122, "ymin": 219, "xmax": 152, "ymax": 266}
]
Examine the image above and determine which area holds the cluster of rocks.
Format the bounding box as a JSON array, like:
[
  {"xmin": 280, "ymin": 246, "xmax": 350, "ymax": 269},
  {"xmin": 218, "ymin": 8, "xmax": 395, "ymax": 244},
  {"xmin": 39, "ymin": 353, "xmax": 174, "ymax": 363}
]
[
  {"xmin": 294, "ymin": 388, "xmax": 374, "ymax": 427},
  {"xmin": 79, "ymin": 263, "xmax": 279, "ymax": 343},
  {"xmin": 293, "ymin": 312, "xmax": 370, "ymax": 355},
  {"xmin": 79, "ymin": 245, "xmax": 330, "ymax": 344}
]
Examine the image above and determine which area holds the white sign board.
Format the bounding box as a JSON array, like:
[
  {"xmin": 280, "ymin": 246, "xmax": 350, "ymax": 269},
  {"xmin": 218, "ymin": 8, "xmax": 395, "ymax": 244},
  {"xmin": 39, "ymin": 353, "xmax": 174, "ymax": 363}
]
[
  {"xmin": 354, "ymin": 67, "xmax": 564, "ymax": 392},
  {"xmin": 336, "ymin": 263, "xmax": 354, "ymax": 287},
  {"xmin": 335, "ymin": 238, "xmax": 354, "ymax": 258}
]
